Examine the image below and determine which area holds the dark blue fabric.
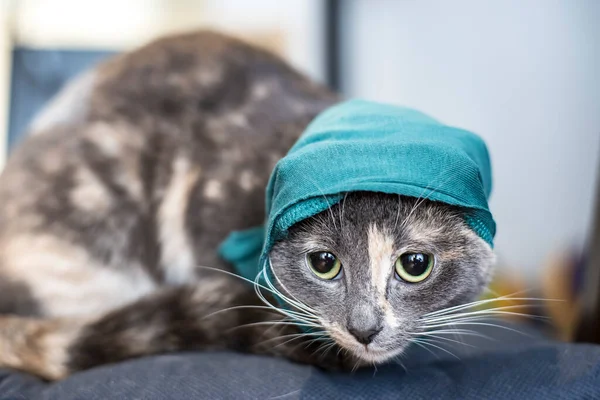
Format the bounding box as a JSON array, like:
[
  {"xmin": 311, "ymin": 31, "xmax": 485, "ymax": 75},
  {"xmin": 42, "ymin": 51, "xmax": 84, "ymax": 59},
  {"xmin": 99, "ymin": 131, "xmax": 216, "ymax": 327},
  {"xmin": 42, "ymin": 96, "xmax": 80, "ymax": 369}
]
[
  {"xmin": 1, "ymin": 328, "xmax": 599, "ymax": 399},
  {"xmin": 8, "ymin": 48, "xmax": 115, "ymax": 150}
]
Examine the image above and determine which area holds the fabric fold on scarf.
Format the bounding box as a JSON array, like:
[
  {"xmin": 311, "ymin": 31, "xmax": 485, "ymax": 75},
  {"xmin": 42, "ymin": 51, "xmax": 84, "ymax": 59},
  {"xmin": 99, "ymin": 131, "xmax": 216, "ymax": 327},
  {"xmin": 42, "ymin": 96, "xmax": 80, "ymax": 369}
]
[{"xmin": 219, "ymin": 99, "xmax": 495, "ymax": 284}]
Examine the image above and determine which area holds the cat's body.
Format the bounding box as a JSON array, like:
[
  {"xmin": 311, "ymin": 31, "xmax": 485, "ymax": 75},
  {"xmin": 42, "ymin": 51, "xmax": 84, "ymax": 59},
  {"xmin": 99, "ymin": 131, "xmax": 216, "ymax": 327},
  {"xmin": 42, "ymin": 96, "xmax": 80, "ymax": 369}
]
[
  {"xmin": 0, "ymin": 31, "xmax": 335, "ymax": 317},
  {"xmin": 0, "ymin": 31, "xmax": 494, "ymax": 380}
]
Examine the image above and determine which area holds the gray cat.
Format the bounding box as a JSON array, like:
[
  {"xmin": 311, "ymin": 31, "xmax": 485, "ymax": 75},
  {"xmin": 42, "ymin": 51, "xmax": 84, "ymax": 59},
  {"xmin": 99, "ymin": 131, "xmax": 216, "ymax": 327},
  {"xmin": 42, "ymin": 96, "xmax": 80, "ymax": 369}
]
[{"xmin": 0, "ymin": 31, "xmax": 495, "ymax": 380}]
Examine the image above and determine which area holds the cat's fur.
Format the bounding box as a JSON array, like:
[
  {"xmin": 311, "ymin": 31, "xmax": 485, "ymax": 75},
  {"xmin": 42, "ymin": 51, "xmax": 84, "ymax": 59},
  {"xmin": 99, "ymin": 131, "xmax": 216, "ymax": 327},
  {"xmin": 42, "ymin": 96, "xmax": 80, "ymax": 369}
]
[{"xmin": 0, "ymin": 31, "xmax": 494, "ymax": 380}]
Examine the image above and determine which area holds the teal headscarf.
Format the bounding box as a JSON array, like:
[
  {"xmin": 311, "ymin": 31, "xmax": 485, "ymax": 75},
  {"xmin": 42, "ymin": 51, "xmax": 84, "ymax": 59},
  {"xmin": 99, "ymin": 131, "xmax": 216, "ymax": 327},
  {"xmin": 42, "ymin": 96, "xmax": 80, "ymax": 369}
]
[{"xmin": 219, "ymin": 99, "xmax": 495, "ymax": 283}]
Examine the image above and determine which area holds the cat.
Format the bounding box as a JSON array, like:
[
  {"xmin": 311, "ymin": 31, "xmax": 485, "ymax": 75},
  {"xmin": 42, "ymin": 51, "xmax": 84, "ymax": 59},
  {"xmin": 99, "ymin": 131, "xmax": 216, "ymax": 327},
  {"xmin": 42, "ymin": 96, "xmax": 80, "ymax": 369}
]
[{"xmin": 0, "ymin": 31, "xmax": 495, "ymax": 380}]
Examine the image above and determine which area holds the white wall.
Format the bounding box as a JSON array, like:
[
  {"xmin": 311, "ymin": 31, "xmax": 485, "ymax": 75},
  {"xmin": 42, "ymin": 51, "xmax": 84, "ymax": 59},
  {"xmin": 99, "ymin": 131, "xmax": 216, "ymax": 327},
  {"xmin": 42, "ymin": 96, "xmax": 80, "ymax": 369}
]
[
  {"xmin": 202, "ymin": 0, "xmax": 325, "ymax": 83},
  {"xmin": 8, "ymin": 0, "xmax": 324, "ymax": 81},
  {"xmin": 342, "ymin": 0, "xmax": 600, "ymax": 280}
]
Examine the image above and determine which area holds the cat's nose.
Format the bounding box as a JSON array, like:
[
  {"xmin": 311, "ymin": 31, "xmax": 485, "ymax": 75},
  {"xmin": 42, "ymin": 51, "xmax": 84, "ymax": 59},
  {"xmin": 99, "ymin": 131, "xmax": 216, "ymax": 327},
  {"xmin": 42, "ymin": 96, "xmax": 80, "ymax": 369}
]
[{"xmin": 348, "ymin": 327, "xmax": 382, "ymax": 345}]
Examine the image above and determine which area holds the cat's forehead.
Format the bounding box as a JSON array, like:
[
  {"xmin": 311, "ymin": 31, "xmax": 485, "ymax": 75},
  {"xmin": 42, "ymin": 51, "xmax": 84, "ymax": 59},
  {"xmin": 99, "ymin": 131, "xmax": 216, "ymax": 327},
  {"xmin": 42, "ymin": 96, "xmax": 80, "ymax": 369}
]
[{"xmin": 298, "ymin": 192, "xmax": 463, "ymax": 248}]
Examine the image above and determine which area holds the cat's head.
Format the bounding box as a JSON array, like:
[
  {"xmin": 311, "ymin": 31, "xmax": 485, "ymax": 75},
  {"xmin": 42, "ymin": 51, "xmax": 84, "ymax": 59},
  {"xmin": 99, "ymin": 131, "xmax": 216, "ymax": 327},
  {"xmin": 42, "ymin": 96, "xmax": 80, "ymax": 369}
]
[{"xmin": 269, "ymin": 191, "xmax": 495, "ymax": 363}]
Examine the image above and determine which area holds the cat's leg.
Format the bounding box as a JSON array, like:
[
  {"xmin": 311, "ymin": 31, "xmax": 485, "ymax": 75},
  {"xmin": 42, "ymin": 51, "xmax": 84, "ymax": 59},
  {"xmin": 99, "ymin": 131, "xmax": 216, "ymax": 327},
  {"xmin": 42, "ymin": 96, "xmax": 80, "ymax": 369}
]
[{"xmin": 0, "ymin": 274, "xmax": 353, "ymax": 380}]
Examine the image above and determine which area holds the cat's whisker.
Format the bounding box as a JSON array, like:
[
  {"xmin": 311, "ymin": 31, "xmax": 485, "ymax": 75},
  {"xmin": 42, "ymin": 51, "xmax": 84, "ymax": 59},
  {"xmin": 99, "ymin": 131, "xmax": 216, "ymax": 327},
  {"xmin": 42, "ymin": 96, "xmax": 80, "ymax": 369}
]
[
  {"xmin": 393, "ymin": 194, "xmax": 402, "ymax": 231},
  {"xmin": 428, "ymin": 288, "xmax": 556, "ymax": 313},
  {"xmin": 268, "ymin": 389, "xmax": 302, "ymax": 400},
  {"xmin": 249, "ymin": 287, "xmax": 318, "ymax": 325},
  {"xmin": 302, "ymin": 173, "xmax": 339, "ymax": 231},
  {"xmin": 315, "ymin": 341, "xmax": 338, "ymax": 360},
  {"xmin": 256, "ymin": 330, "xmax": 329, "ymax": 349},
  {"xmin": 412, "ymin": 329, "xmax": 492, "ymax": 341},
  {"xmin": 290, "ymin": 335, "xmax": 333, "ymax": 354},
  {"xmin": 264, "ymin": 301, "xmax": 318, "ymax": 324},
  {"xmin": 228, "ymin": 320, "xmax": 321, "ymax": 333},
  {"xmin": 323, "ymin": 343, "xmax": 339, "ymax": 362},
  {"xmin": 423, "ymin": 298, "xmax": 533, "ymax": 318},
  {"xmin": 252, "ymin": 267, "xmax": 320, "ymax": 325},
  {"xmin": 482, "ymin": 286, "xmax": 533, "ymax": 299},
  {"xmin": 192, "ymin": 264, "xmax": 321, "ymax": 325},
  {"xmin": 413, "ymin": 338, "xmax": 461, "ymax": 360},
  {"xmin": 259, "ymin": 330, "xmax": 323, "ymax": 344},
  {"xmin": 193, "ymin": 264, "xmax": 316, "ymax": 314},
  {"xmin": 336, "ymin": 346, "xmax": 344, "ymax": 358},
  {"xmin": 422, "ymin": 295, "xmax": 559, "ymax": 318},
  {"xmin": 340, "ymin": 192, "xmax": 349, "ymax": 233},
  {"xmin": 288, "ymin": 334, "xmax": 335, "ymax": 358},
  {"xmin": 409, "ymin": 339, "xmax": 440, "ymax": 359},
  {"xmin": 414, "ymin": 333, "xmax": 477, "ymax": 348},
  {"xmin": 251, "ymin": 302, "xmax": 317, "ymax": 327},
  {"xmin": 259, "ymin": 263, "xmax": 317, "ymax": 316},
  {"xmin": 261, "ymin": 320, "xmax": 289, "ymax": 343},
  {"xmin": 421, "ymin": 307, "xmax": 549, "ymax": 324},
  {"xmin": 398, "ymin": 173, "xmax": 455, "ymax": 232},
  {"xmin": 419, "ymin": 321, "xmax": 534, "ymax": 338},
  {"xmin": 423, "ymin": 312, "xmax": 549, "ymax": 326},
  {"xmin": 256, "ymin": 283, "xmax": 321, "ymax": 328},
  {"xmin": 483, "ymin": 287, "xmax": 501, "ymax": 297},
  {"xmin": 422, "ymin": 317, "xmax": 540, "ymax": 331},
  {"xmin": 417, "ymin": 328, "xmax": 481, "ymax": 335},
  {"xmin": 393, "ymin": 353, "xmax": 409, "ymax": 373},
  {"xmin": 266, "ymin": 258, "xmax": 320, "ymax": 317},
  {"xmin": 277, "ymin": 333, "xmax": 330, "ymax": 349},
  {"xmin": 351, "ymin": 358, "xmax": 362, "ymax": 373},
  {"xmin": 201, "ymin": 305, "xmax": 315, "ymax": 321}
]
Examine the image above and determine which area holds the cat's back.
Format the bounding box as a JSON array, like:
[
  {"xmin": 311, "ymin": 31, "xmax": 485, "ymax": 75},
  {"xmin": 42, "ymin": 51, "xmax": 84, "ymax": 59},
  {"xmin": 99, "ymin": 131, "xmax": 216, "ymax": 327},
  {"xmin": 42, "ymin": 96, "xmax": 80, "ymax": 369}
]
[{"xmin": 0, "ymin": 30, "xmax": 337, "ymax": 317}]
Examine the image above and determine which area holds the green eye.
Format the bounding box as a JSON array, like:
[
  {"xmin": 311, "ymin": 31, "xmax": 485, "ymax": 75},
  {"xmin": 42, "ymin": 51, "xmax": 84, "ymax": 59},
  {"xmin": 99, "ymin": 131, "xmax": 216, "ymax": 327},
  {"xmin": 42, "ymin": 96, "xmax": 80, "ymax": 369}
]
[
  {"xmin": 395, "ymin": 252, "xmax": 434, "ymax": 283},
  {"xmin": 307, "ymin": 251, "xmax": 342, "ymax": 280}
]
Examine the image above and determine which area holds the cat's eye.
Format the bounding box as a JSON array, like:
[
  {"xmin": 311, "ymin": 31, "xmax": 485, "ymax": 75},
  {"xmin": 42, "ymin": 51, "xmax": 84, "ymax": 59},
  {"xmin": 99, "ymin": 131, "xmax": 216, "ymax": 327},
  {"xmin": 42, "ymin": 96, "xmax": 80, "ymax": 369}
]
[
  {"xmin": 307, "ymin": 251, "xmax": 342, "ymax": 280},
  {"xmin": 395, "ymin": 252, "xmax": 434, "ymax": 283}
]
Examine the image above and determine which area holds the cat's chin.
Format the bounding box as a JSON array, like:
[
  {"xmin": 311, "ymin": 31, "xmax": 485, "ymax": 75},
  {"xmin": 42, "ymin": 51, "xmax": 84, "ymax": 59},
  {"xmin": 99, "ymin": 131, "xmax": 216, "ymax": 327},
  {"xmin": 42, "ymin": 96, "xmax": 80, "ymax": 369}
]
[
  {"xmin": 349, "ymin": 345, "xmax": 404, "ymax": 364},
  {"xmin": 330, "ymin": 338, "xmax": 406, "ymax": 365}
]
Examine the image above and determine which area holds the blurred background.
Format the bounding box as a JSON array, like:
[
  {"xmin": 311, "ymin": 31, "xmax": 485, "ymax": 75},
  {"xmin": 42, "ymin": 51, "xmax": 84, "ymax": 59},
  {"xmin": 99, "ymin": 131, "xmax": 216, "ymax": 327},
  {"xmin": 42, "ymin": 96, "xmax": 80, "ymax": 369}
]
[{"xmin": 0, "ymin": 0, "xmax": 598, "ymax": 340}]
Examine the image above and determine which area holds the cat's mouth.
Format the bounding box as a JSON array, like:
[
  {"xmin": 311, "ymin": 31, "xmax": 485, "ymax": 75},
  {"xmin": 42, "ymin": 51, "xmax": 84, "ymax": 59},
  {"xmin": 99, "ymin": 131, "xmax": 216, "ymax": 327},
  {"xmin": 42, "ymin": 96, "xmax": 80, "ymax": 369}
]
[{"xmin": 327, "ymin": 327, "xmax": 404, "ymax": 364}]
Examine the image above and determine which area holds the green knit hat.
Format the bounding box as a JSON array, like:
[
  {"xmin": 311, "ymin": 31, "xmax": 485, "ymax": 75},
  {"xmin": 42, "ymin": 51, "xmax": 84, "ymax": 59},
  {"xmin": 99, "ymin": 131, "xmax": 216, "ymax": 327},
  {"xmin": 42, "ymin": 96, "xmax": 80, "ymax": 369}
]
[{"xmin": 220, "ymin": 99, "xmax": 495, "ymax": 282}]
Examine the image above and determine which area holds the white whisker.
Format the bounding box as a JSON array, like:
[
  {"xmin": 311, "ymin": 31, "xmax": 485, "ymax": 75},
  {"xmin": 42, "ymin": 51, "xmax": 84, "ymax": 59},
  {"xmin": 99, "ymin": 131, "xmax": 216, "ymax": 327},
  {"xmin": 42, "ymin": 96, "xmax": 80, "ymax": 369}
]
[
  {"xmin": 315, "ymin": 341, "xmax": 338, "ymax": 360},
  {"xmin": 413, "ymin": 329, "xmax": 492, "ymax": 341},
  {"xmin": 192, "ymin": 264, "xmax": 320, "ymax": 325},
  {"xmin": 340, "ymin": 192, "xmax": 349, "ymax": 233},
  {"xmin": 258, "ymin": 331, "xmax": 329, "ymax": 349},
  {"xmin": 260, "ymin": 263, "xmax": 314, "ymax": 315},
  {"xmin": 266, "ymin": 258, "xmax": 319, "ymax": 316},
  {"xmin": 393, "ymin": 194, "xmax": 402, "ymax": 231},
  {"xmin": 423, "ymin": 296, "xmax": 559, "ymax": 318},
  {"xmin": 229, "ymin": 320, "xmax": 320, "ymax": 330},
  {"xmin": 398, "ymin": 173, "xmax": 455, "ymax": 232},
  {"xmin": 302, "ymin": 173, "xmax": 339, "ymax": 230},
  {"xmin": 410, "ymin": 339, "xmax": 440, "ymax": 359},
  {"xmin": 421, "ymin": 308, "xmax": 549, "ymax": 324},
  {"xmin": 194, "ymin": 264, "xmax": 309, "ymax": 304},
  {"xmin": 420, "ymin": 321, "xmax": 533, "ymax": 338},
  {"xmin": 413, "ymin": 338, "xmax": 460, "ymax": 360},
  {"xmin": 394, "ymin": 354, "xmax": 409, "ymax": 373},
  {"xmin": 252, "ymin": 266, "xmax": 320, "ymax": 325},
  {"xmin": 202, "ymin": 305, "xmax": 314, "ymax": 321},
  {"xmin": 416, "ymin": 333, "xmax": 476, "ymax": 348}
]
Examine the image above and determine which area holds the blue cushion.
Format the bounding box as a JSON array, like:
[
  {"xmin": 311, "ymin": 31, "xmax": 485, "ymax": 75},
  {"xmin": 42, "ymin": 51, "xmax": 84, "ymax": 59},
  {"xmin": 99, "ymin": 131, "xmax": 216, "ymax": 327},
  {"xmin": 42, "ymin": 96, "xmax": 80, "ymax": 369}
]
[{"xmin": 1, "ymin": 339, "xmax": 599, "ymax": 399}]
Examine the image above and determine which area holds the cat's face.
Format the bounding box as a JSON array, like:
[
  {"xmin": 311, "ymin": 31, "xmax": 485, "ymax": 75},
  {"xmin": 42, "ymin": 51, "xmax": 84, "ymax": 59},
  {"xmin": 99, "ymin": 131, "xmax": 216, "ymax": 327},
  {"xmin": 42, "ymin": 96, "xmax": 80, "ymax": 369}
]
[{"xmin": 269, "ymin": 192, "xmax": 495, "ymax": 364}]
